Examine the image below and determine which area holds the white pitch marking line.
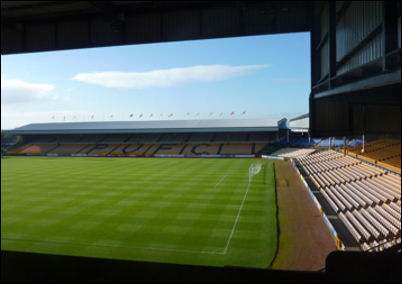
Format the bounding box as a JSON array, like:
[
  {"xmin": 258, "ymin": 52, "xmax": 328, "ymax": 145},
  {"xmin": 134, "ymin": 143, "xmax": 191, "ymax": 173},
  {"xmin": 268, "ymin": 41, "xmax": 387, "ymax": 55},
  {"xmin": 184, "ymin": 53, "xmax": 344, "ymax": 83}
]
[
  {"xmin": 3, "ymin": 167, "xmax": 255, "ymax": 256},
  {"xmin": 222, "ymin": 176, "xmax": 253, "ymax": 255},
  {"xmin": 214, "ymin": 173, "xmax": 229, "ymax": 189}
]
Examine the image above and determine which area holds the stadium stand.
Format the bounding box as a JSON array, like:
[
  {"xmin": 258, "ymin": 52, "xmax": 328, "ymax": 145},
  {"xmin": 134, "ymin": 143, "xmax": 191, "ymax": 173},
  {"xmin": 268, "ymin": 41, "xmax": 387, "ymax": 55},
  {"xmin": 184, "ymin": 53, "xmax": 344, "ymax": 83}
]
[
  {"xmin": 347, "ymin": 138, "xmax": 362, "ymax": 147},
  {"xmin": 315, "ymin": 138, "xmax": 329, "ymax": 147},
  {"xmin": 158, "ymin": 133, "xmax": 191, "ymax": 143},
  {"xmin": 47, "ymin": 144, "xmax": 89, "ymax": 154},
  {"xmin": 213, "ymin": 133, "xmax": 250, "ymax": 142},
  {"xmin": 278, "ymin": 136, "xmax": 356, "ymax": 148},
  {"xmin": 293, "ymin": 137, "xmax": 311, "ymax": 146},
  {"xmin": 77, "ymin": 135, "xmax": 106, "ymax": 144},
  {"xmin": 126, "ymin": 134, "xmax": 163, "ymax": 144},
  {"xmin": 29, "ymin": 135, "xmax": 58, "ymax": 144},
  {"xmin": 117, "ymin": 142, "xmax": 267, "ymax": 156},
  {"xmin": 55, "ymin": 135, "xmax": 82, "ymax": 144},
  {"xmin": 4, "ymin": 119, "xmax": 281, "ymax": 157},
  {"xmin": 270, "ymin": 147, "xmax": 316, "ymax": 159},
  {"xmin": 85, "ymin": 144, "xmax": 120, "ymax": 155},
  {"xmin": 278, "ymin": 134, "xmax": 301, "ymax": 145},
  {"xmin": 187, "ymin": 133, "xmax": 215, "ymax": 143},
  {"xmin": 99, "ymin": 134, "xmax": 132, "ymax": 144},
  {"xmin": 8, "ymin": 144, "xmax": 58, "ymax": 154},
  {"xmin": 331, "ymin": 138, "xmax": 347, "ymax": 148},
  {"xmin": 115, "ymin": 143, "xmax": 223, "ymax": 156},
  {"xmin": 1, "ymin": 133, "xmax": 22, "ymax": 154},
  {"xmin": 248, "ymin": 133, "xmax": 274, "ymax": 142},
  {"xmin": 219, "ymin": 143, "xmax": 259, "ymax": 155},
  {"xmin": 8, "ymin": 142, "xmax": 270, "ymax": 156},
  {"xmin": 296, "ymin": 150, "xmax": 401, "ymax": 252},
  {"xmin": 210, "ymin": 133, "xmax": 229, "ymax": 142},
  {"xmin": 347, "ymin": 140, "xmax": 401, "ymax": 173},
  {"xmin": 24, "ymin": 133, "xmax": 380, "ymax": 158}
]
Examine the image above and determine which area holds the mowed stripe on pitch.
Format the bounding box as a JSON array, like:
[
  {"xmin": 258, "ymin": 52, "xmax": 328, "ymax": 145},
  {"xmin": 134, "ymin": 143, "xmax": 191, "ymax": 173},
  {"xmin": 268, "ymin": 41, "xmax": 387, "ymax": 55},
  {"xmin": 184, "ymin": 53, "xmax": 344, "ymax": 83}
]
[{"xmin": 1, "ymin": 157, "xmax": 276, "ymax": 268}]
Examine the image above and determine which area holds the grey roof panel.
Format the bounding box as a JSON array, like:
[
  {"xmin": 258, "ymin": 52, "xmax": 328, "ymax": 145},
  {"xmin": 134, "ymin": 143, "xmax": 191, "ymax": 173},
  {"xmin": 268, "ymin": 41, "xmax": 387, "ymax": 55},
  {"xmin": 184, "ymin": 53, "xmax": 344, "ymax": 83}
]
[
  {"xmin": 4, "ymin": 118, "xmax": 279, "ymax": 135},
  {"xmin": 289, "ymin": 113, "xmax": 309, "ymax": 122},
  {"xmin": 288, "ymin": 113, "xmax": 309, "ymax": 130}
]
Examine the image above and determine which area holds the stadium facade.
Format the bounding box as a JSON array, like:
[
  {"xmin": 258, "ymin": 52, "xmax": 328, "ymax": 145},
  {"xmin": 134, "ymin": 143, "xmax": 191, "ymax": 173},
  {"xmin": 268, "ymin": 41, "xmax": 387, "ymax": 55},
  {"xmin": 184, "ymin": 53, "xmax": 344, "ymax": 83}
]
[
  {"xmin": 3, "ymin": 116, "xmax": 362, "ymax": 158},
  {"xmin": 3, "ymin": 118, "xmax": 285, "ymax": 157}
]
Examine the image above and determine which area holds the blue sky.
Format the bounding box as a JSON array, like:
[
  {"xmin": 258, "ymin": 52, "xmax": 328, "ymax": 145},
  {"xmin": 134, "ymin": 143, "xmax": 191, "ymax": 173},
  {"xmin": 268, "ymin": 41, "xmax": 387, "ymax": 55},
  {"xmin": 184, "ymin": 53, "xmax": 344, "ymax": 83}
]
[{"xmin": 1, "ymin": 32, "xmax": 310, "ymax": 129}]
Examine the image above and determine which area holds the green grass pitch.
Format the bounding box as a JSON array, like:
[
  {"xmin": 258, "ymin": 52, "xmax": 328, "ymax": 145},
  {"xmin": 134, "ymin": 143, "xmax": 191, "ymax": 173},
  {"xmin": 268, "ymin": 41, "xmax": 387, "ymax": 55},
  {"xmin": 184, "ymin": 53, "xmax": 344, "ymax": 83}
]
[{"xmin": 1, "ymin": 156, "xmax": 277, "ymax": 268}]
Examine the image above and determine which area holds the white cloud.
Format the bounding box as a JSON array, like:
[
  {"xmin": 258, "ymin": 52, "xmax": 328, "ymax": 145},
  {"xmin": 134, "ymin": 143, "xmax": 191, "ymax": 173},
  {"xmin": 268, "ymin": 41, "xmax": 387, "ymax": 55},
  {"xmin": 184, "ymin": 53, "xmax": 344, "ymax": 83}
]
[
  {"xmin": 72, "ymin": 64, "xmax": 268, "ymax": 88},
  {"xmin": 1, "ymin": 79, "xmax": 56, "ymax": 104},
  {"xmin": 1, "ymin": 110, "xmax": 95, "ymax": 130}
]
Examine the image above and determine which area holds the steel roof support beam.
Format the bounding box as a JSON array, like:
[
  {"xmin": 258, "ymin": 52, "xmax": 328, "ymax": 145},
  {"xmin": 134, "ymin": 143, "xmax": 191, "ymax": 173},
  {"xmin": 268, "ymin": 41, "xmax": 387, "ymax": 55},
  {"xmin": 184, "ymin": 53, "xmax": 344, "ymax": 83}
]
[
  {"xmin": 328, "ymin": 1, "xmax": 336, "ymax": 89},
  {"xmin": 382, "ymin": 1, "xmax": 399, "ymax": 72},
  {"xmin": 313, "ymin": 69, "xmax": 401, "ymax": 99}
]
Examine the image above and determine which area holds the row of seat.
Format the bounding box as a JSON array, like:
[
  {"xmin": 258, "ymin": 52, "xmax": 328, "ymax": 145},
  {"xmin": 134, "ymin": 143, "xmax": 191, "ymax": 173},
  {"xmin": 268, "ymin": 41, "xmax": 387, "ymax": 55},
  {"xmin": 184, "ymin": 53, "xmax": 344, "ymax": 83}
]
[
  {"xmin": 309, "ymin": 164, "xmax": 387, "ymax": 188},
  {"xmin": 302, "ymin": 157, "xmax": 361, "ymax": 175},
  {"xmin": 346, "ymin": 140, "xmax": 401, "ymax": 172},
  {"xmin": 270, "ymin": 147, "xmax": 316, "ymax": 158},
  {"xmin": 298, "ymin": 150, "xmax": 345, "ymax": 166},
  {"xmin": 8, "ymin": 143, "xmax": 269, "ymax": 156},
  {"xmin": 349, "ymin": 140, "xmax": 398, "ymax": 152},
  {"xmin": 26, "ymin": 132, "xmax": 278, "ymax": 145},
  {"xmin": 8, "ymin": 144, "xmax": 58, "ymax": 154},
  {"xmin": 338, "ymin": 206, "xmax": 401, "ymax": 244},
  {"xmin": 296, "ymin": 150, "xmax": 401, "ymax": 251}
]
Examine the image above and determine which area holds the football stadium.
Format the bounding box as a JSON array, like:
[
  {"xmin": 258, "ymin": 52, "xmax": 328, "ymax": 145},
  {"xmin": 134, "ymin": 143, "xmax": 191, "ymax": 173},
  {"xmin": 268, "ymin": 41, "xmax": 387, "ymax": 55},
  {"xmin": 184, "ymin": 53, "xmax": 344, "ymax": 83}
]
[
  {"xmin": 2, "ymin": 116, "xmax": 400, "ymax": 268},
  {"xmin": 1, "ymin": 1, "xmax": 401, "ymax": 283}
]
